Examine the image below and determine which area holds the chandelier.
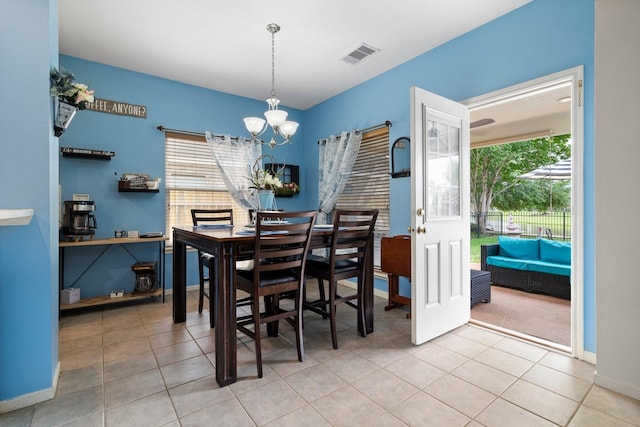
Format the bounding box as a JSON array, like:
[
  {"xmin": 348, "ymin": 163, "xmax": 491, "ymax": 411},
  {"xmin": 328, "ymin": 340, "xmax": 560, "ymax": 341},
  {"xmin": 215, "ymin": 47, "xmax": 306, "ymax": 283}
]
[{"xmin": 244, "ymin": 23, "xmax": 299, "ymax": 148}]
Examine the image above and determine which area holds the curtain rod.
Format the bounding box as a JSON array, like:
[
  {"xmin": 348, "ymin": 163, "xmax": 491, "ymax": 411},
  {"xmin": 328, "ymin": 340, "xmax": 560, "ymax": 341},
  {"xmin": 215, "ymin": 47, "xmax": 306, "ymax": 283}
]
[
  {"xmin": 317, "ymin": 120, "xmax": 391, "ymax": 144},
  {"xmin": 156, "ymin": 126, "xmax": 243, "ymax": 141},
  {"xmin": 157, "ymin": 126, "xmax": 205, "ymax": 137}
]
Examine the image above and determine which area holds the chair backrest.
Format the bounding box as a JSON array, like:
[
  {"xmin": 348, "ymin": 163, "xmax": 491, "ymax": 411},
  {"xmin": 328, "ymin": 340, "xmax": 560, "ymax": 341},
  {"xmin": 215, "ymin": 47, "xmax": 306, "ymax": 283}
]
[
  {"xmin": 252, "ymin": 210, "xmax": 317, "ymax": 291},
  {"xmin": 329, "ymin": 209, "xmax": 379, "ymax": 274},
  {"xmin": 191, "ymin": 209, "xmax": 234, "ymax": 226}
]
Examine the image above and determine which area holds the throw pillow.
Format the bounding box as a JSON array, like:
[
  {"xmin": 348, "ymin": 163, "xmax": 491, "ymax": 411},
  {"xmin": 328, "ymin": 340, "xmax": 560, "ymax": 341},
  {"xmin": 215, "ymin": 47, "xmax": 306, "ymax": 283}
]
[{"xmin": 539, "ymin": 239, "xmax": 571, "ymax": 265}]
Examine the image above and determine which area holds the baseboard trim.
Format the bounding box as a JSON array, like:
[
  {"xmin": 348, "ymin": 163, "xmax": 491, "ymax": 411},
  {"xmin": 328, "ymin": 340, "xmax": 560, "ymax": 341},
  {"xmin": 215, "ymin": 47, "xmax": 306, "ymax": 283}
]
[
  {"xmin": 164, "ymin": 284, "xmax": 200, "ymax": 296},
  {"xmin": 0, "ymin": 361, "xmax": 60, "ymax": 414},
  {"xmin": 594, "ymin": 371, "xmax": 640, "ymax": 401},
  {"xmin": 582, "ymin": 350, "xmax": 596, "ymax": 365}
]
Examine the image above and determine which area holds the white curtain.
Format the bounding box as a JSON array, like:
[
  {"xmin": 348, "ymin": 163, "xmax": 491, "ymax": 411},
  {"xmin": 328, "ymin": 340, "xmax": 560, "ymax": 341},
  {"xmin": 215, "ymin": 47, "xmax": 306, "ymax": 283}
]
[
  {"xmin": 318, "ymin": 131, "xmax": 362, "ymax": 223},
  {"xmin": 205, "ymin": 132, "xmax": 262, "ymax": 210}
]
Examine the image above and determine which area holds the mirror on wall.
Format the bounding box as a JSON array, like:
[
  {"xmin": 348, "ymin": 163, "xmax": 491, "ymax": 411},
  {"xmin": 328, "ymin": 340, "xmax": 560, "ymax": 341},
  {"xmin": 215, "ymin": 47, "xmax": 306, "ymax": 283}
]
[{"xmin": 391, "ymin": 137, "xmax": 410, "ymax": 178}]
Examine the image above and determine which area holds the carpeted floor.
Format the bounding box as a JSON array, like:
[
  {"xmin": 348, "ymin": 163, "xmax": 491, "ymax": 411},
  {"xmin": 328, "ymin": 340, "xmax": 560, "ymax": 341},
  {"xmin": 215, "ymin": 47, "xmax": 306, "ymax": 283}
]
[{"xmin": 470, "ymin": 285, "xmax": 571, "ymax": 347}]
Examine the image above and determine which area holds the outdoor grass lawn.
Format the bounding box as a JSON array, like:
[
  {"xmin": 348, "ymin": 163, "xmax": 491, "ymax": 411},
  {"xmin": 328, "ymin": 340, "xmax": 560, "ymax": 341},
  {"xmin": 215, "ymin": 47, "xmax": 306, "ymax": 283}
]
[{"xmin": 470, "ymin": 235, "xmax": 499, "ymax": 263}]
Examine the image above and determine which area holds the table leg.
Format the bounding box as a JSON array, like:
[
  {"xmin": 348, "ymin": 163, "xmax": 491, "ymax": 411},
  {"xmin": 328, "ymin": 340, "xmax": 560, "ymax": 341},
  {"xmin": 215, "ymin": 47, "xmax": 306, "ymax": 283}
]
[
  {"xmin": 363, "ymin": 235, "xmax": 375, "ymax": 335},
  {"xmin": 159, "ymin": 240, "xmax": 166, "ymax": 303},
  {"xmin": 384, "ymin": 274, "xmax": 411, "ymax": 317},
  {"xmin": 214, "ymin": 244, "xmax": 237, "ymax": 386},
  {"xmin": 172, "ymin": 235, "xmax": 187, "ymax": 323}
]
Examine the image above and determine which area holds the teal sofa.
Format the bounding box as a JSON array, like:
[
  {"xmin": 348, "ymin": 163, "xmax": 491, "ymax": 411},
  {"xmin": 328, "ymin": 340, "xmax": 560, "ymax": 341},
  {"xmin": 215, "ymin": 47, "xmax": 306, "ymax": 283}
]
[{"xmin": 481, "ymin": 236, "xmax": 571, "ymax": 299}]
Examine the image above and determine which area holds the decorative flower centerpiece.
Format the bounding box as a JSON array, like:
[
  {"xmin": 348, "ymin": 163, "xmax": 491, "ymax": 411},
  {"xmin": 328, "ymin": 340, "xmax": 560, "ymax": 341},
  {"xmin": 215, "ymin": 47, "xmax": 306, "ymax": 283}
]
[
  {"xmin": 50, "ymin": 67, "xmax": 95, "ymax": 136},
  {"xmin": 50, "ymin": 67, "xmax": 95, "ymax": 110},
  {"xmin": 248, "ymin": 155, "xmax": 284, "ymax": 191},
  {"xmin": 247, "ymin": 155, "xmax": 284, "ymax": 210}
]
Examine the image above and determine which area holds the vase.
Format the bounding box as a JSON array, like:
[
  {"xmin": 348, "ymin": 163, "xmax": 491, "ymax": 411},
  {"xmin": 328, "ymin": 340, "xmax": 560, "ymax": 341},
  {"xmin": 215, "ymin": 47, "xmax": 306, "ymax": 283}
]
[
  {"xmin": 257, "ymin": 189, "xmax": 277, "ymax": 211},
  {"xmin": 54, "ymin": 99, "xmax": 77, "ymax": 137}
]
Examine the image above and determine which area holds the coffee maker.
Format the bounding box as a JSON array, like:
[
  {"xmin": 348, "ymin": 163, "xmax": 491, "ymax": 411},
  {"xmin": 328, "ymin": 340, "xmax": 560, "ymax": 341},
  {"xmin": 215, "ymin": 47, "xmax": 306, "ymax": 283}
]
[{"xmin": 62, "ymin": 200, "xmax": 97, "ymax": 238}]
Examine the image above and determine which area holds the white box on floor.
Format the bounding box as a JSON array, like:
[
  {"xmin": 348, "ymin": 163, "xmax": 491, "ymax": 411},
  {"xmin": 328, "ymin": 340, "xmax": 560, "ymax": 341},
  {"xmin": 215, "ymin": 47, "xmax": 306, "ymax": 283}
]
[{"xmin": 60, "ymin": 287, "xmax": 80, "ymax": 304}]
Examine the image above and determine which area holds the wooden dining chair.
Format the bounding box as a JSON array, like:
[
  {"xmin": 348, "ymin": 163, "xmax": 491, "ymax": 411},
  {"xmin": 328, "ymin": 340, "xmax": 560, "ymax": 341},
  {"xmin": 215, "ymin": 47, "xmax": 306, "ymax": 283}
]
[
  {"xmin": 235, "ymin": 210, "xmax": 317, "ymax": 378},
  {"xmin": 304, "ymin": 209, "xmax": 378, "ymax": 349},
  {"xmin": 190, "ymin": 209, "xmax": 234, "ymax": 315}
]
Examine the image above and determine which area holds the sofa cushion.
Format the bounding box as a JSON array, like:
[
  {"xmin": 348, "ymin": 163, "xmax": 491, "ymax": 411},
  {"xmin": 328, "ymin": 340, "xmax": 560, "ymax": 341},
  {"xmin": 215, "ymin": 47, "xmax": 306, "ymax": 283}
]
[
  {"xmin": 498, "ymin": 236, "xmax": 540, "ymax": 260},
  {"xmin": 539, "ymin": 239, "xmax": 571, "ymax": 265},
  {"xmin": 526, "ymin": 259, "xmax": 571, "ymax": 277},
  {"xmin": 485, "ymin": 255, "xmax": 531, "ymax": 271}
]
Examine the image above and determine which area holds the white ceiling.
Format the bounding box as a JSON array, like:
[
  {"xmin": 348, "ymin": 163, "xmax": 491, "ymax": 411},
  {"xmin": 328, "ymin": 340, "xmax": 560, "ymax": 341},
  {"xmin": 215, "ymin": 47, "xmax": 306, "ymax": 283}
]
[
  {"xmin": 60, "ymin": 0, "xmax": 569, "ymax": 145},
  {"xmin": 58, "ymin": 0, "xmax": 532, "ymax": 111}
]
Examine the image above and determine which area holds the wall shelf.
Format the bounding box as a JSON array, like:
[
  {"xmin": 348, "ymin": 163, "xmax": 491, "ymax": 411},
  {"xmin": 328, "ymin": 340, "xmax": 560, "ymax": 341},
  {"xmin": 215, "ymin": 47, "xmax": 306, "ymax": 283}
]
[
  {"xmin": 118, "ymin": 188, "xmax": 159, "ymax": 193},
  {"xmin": 0, "ymin": 208, "xmax": 34, "ymax": 226},
  {"xmin": 265, "ymin": 163, "xmax": 300, "ymax": 197},
  {"xmin": 61, "ymin": 147, "xmax": 115, "ymax": 160}
]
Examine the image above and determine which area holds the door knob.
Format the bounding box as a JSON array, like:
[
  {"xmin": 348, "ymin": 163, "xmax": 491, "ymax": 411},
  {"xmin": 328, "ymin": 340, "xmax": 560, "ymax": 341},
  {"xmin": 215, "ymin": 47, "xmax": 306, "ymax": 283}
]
[
  {"xmin": 417, "ymin": 225, "xmax": 427, "ymax": 234},
  {"xmin": 416, "ymin": 208, "xmax": 424, "ymax": 216}
]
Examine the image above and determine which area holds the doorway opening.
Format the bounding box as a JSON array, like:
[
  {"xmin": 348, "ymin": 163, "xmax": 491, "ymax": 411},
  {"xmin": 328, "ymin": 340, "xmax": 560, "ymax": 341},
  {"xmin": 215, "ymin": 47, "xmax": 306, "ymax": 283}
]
[{"xmin": 463, "ymin": 67, "xmax": 584, "ymax": 355}]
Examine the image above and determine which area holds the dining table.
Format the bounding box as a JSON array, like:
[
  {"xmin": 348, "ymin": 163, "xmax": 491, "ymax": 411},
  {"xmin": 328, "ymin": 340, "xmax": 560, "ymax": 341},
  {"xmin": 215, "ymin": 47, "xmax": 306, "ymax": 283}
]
[{"xmin": 172, "ymin": 223, "xmax": 375, "ymax": 387}]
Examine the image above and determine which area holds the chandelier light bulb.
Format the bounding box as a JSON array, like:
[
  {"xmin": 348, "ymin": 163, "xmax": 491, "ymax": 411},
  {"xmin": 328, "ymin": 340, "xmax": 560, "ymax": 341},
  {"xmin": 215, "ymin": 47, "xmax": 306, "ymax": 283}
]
[
  {"xmin": 280, "ymin": 121, "xmax": 299, "ymax": 138},
  {"xmin": 265, "ymin": 109, "xmax": 288, "ymax": 129},
  {"xmin": 244, "ymin": 117, "xmax": 266, "ymax": 135}
]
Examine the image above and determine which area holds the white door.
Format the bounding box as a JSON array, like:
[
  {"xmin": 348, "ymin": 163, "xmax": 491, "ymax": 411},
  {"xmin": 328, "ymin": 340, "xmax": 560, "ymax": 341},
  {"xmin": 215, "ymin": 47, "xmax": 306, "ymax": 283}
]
[{"xmin": 411, "ymin": 87, "xmax": 470, "ymax": 345}]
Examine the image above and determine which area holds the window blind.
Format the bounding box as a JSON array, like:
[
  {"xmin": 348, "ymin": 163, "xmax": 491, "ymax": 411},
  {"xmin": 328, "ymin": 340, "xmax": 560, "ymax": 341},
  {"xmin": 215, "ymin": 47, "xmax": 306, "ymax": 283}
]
[
  {"xmin": 165, "ymin": 133, "xmax": 246, "ymax": 246},
  {"xmin": 335, "ymin": 127, "xmax": 390, "ymax": 267}
]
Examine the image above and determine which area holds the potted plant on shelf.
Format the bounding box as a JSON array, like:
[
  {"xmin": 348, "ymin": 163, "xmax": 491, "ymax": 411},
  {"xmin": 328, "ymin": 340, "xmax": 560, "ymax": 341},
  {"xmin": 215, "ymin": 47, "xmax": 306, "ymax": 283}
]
[
  {"xmin": 274, "ymin": 181, "xmax": 300, "ymax": 197},
  {"xmin": 50, "ymin": 67, "xmax": 95, "ymax": 136}
]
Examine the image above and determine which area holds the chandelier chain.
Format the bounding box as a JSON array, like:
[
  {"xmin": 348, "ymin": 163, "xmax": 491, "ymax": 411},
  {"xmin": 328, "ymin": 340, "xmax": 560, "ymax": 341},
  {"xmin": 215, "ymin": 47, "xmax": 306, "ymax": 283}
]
[
  {"xmin": 271, "ymin": 28, "xmax": 276, "ymax": 99},
  {"xmin": 243, "ymin": 23, "xmax": 298, "ymax": 147}
]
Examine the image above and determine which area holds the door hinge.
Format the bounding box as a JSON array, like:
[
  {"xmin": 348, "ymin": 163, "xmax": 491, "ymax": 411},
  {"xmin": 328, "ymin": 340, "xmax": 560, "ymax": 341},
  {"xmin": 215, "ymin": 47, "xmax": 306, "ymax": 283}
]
[{"xmin": 577, "ymin": 79, "xmax": 583, "ymax": 107}]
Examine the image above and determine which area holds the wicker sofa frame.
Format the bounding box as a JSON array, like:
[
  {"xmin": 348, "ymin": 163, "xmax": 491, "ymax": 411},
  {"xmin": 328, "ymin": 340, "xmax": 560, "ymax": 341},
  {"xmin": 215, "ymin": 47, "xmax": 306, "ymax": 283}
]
[{"xmin": 481, "ymin": 243, "xmax": 571, "ymax": 300}]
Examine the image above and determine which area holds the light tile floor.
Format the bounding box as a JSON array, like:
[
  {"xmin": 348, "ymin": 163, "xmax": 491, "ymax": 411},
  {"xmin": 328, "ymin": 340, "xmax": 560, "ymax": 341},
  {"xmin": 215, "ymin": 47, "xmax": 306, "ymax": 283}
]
[{"xmin": 2, "ymin": 284, "xmax": 640, "ymax": 427}]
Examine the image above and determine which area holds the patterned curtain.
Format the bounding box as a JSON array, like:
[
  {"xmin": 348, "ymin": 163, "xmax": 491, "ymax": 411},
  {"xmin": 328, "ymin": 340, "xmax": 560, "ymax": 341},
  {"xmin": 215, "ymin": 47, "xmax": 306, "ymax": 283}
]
[
  {"xmin": 205, "ymin": 132, "xmax": 262, "ymax": 210},
  {"xmin": 318, "ymin": 131, "xmax": 362, "ymax": 223}
]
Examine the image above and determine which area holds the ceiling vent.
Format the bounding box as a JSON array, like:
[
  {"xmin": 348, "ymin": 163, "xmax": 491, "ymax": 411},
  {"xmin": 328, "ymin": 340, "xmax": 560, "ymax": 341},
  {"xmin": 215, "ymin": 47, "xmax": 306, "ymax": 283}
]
[{"xmin": 342, "ymin": 43, "xmax": 380, "ymax": 65}]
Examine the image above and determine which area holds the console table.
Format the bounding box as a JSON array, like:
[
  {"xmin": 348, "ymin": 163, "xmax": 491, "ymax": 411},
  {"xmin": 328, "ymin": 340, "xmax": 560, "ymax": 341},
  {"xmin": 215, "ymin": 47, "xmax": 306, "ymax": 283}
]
[{"xmin": 59, "ymin": 236, "xmax": 167, "ymax": 311}]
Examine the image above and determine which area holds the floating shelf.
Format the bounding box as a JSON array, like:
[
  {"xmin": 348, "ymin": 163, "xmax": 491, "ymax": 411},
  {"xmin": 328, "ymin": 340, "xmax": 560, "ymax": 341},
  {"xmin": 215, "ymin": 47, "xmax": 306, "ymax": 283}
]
[
  {"xmin": 118, "ymin": 188, "xmax": 159, "ymax": 193},
  {"xmin": 61, "ymin": 147, "xmax": 115, "ymax": 160},
  {"xmin": 0, "ymin": 208, "xmax": 34, "ymax": 226}
]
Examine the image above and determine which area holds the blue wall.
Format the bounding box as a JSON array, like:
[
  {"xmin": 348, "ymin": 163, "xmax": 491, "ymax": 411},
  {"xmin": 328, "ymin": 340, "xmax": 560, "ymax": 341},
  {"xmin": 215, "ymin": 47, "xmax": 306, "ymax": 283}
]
[
  {"xmin": 58, "ymin": 56, "xmax": 306, "ymax": 297},
  {"xmin": 0, "ymin": 0, "xmax": 59, "ymax": 402},
  {"xmin": 2, "ymin": 0, "xmax": 596, "ymax": 403},
  {"xmin": 302, "ymin": 0, "xmax": 595, "ymax": 352}
]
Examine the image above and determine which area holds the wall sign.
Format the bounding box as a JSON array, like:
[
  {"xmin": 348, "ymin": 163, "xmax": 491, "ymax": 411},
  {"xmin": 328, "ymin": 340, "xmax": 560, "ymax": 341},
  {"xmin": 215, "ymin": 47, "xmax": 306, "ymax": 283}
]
[
  {"xmin": 61, "ymin": 147, "xmax": 115, "ymax": 160},
  {"xmin": 86, "ymin": 98, "xmax": 147, "ymax": 119}
]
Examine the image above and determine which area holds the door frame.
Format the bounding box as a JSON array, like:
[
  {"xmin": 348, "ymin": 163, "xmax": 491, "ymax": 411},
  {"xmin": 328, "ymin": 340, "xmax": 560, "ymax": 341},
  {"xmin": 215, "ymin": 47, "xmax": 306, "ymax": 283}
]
[{"xmin": 462, "ymin": 66, "xmax": 585, "ymax": 359}]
